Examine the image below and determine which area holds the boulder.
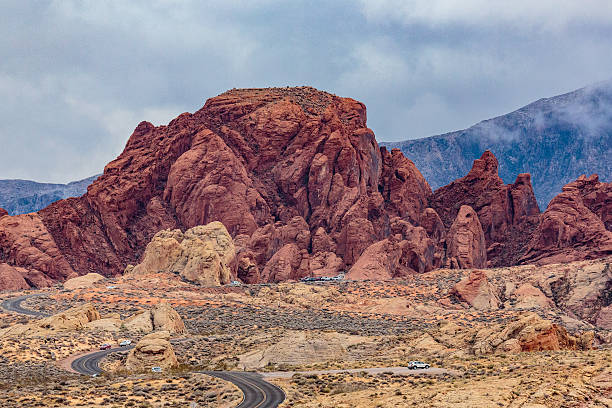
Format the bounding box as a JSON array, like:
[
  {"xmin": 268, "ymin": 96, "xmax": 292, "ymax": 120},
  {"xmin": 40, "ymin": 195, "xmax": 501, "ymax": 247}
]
[
  {"xmin": 446, "ymin": 205, "xmax": 487, "ymax": 269},
  {"xmin": 123, "ymin": 310, "xmax": 154, "ymax": 333},
  {"xmin": 128, "ymin": 222, "xmax": 236, "ymax": 286},
  {"xmin": 151, "ymin": 302, "xmax": 187, "ymax": 334},
  {"xmin": 123, "ymin": 303, "xmax": 186, "ymax": 334},
  {"xmin": 63, "ymin": 273, "xmax": 105, "ymax": 290},
  {"xmin": 450, "ymin": 270, "xmax": 499, "ymax": 310},
  {"xmin": 125, "ymin": 331, "xmax": 178, "ymax": 371}
]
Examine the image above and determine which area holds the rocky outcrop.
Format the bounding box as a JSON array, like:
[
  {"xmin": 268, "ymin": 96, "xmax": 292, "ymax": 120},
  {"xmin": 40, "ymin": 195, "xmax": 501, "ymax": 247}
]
[
  {"xmin": 563, "ymin": 174, "xmax": 611, "ymax": 231},
  {"xmin": 0, "ymin": 87, "xmax": 608, "ymax": 288},
  {"xmin": 123, "ymin": 303, "xmax": 186, "ymax": 334},
  {"xmin": 0, "ymin": 263, "xmax": 30, "ymax": 291},
  {"xmin": 347, "ymin": 219, "xmax": 436, "ymax": 280},
  {"xmin": 151, "ymin": 303, "xmax": 187, "ymax": 334},
  {"xmin": 472, "ymin": 313, "xmax": 593, "ymax": 355},
  {"xmin": 125, "ymin": 331, "xmax": 178, "ymax": 371},
  {"xmin": 0, "ymin": 208, "xmax": 7, "ymax": 218},
  {"xmin": 430, "ymin": 151, "xmax": 540, "ymax": 267},
  {"xmin": 63, "ymin": 273, "xmax": 105, "ymax": 290},
  {"xmin": 1, "ymin": 303, "xmax": 102, "ymax": 337},
  {"xmin": 41, "ymin": 303, "xmax": 101, "ymax": 331},
  {"xmin": 450, "ymin": 270, "xmax": 499, "ymax": 310},
  {"xmin": 0, "ymin": 213, "xmax": 76, "ymax": 288},
  {"xmin": 0, "ymin": 87, "xmax": 439, "ymax": 286},
  {"xmin": 446, "ymin": 206, "xmax": 487, "ymax": 269},
  {"xmin": 521, "ymin": 190, "xmax": 612, "ymax": 265},
  {"xmin": 379, "ymin": 147, "xmax": 431, "ymax": 224},
  {"xmin": 127, "ymin": 222, "xmax": 235, "ymax": 286}
]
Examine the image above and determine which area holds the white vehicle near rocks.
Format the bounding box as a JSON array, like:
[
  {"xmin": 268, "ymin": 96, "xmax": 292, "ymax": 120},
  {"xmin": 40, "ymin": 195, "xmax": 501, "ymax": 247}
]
[{"xmin": 407, "ymin": 361, "xmax": 430, "ymax": 369}]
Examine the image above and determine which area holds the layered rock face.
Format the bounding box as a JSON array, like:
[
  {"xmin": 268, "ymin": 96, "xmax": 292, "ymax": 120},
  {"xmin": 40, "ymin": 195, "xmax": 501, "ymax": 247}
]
[
  {"xmin": 430, "ymin": 151, "xmax": 540, "ymax": 266},
  {"xmin": 126, "ymin": 222, "xmax": 235, "ymax": 286},
  {"xmin": 472, "ymin": 313, "xmax": 593, "ymax": 355}
]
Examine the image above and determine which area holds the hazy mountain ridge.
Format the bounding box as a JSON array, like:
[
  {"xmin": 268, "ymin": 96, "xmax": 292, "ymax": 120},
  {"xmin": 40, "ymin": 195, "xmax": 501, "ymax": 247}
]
[
  {"xmin": 383, "ymin": 81, "xmax": 612, "ymax": 208},
  {"xmin": 0, "ymin": 175, "xmax": 99, "ymax": 215}
]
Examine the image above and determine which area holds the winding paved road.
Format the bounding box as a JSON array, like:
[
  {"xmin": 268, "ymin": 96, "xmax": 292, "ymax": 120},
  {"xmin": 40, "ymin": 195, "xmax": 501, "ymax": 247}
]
[
  {"xmin": 70, "ymin": 346, "xmax": 285, "ymax": 407},
  {"xmin": 202, "ymin": 371, "xmax": 286, "ymax": 408},
  {"xmin": 1, "ymin": 293, "xmax": 49, "ymax": 317},
  {"xmin": 71, "ymin": 345, "xmax": 134, "ymax": 376}
]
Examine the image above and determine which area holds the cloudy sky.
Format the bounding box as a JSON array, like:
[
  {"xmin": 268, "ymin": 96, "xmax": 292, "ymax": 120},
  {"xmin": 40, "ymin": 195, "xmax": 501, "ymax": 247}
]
[{"xmin": 2, "ymin": 0, "xmax": 612, "ymax": 183}]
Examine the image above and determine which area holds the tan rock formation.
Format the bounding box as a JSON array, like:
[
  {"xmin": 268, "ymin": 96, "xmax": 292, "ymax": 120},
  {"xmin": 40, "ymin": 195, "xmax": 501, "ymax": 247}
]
[
  {"xmin": 122, "ymin": 303, "xmax": 186, "ymax": 334},
  {"xmin": 123, "ymin": 310, "xmax": 154, "ymax": 333},
  {"xmin": 63, "ymin": 273, "xmax": 105, "ymax": 290},
  {"xmin": 125, "ymin": 331, "xmax": 178, "ymax": 371},
  {"xmin": 238, "ymin": 330, "xmax": 363, "ymax": 369},
  {"xmin": 128, "ymin": 221, "xmax": 235, "ymax": 286},
  {"xmin": 151, "ymin": 302, "xmax": 187, "ymax": 334},
  {"xmin": 40, "ymin": 303, "xmax": 101, "ymax": 331}
]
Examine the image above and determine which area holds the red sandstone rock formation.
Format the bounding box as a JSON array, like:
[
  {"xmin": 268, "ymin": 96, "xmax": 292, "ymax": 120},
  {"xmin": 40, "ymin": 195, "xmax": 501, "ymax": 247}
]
[
  {"xmin": 449, "ymin": 269, "xmax": 499, "ymax": 310},
  {"xmin": 0, "ymin": 88, "xmax": 609, "ymax": 290},
  {"xmin": 429, "ymin": 151, "xmax": 540, "ymax": 266},
  {"xmin": 379, "ymin": 147, "xmax": 431, "ymax": 224},
  {"xmin": 0, "ymin": 263, "xmax": 30, "ymax": 291},
  {"xmin": 445, "ymin": 206, "xmax": 487, "ymax": 269},
  {"xmin": 521, "ymin": 188, "xmax": 612, "ymax": 265},
  {"xmin": 0, "ymin": 87, "xmax": 434, "ymax": 288},
  {"xmin": 0, "ymin": 208, "xmax": 7, "ymax": 218},
  {"xmin": 563, "ymin": 174, "xmax": 611, "ymax": 232}
]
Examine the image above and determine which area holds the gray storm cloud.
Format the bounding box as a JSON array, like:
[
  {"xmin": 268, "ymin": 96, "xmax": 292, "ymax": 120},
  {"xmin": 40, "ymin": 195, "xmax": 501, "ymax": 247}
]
[{"xmin": 2, "ymin": 0, "xmax": 612, "ymax": 182}]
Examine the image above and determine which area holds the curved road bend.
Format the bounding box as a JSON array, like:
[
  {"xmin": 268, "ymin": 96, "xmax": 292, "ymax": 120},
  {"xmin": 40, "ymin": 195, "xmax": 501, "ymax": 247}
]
[
  {"xmin": 3, "ymin": 294, "xmax": 286, "ymax": 408},
  {"xmin": 202, "ymin": 371, "xmax": 286, "ymax": 408},
  {"xmin": 71, "ymin": 349, "xmax": 286, "ymax": 407},
  {"xmin": 1, "ymin": 293, "xmax": 50, "ymax": 317},
  {"xmin": 71, "ymin": 345, "xmax": 135, "ymax": 375}
]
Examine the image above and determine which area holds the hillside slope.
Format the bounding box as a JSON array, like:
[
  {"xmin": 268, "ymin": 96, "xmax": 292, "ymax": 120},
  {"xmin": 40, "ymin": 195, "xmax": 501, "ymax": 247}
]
[
  {"xmin": 0, "ymin": 176, "xmax": 99, "ymax": 215},
  {"xmin": 384, "ymin": 81, "xmax": 612, "ymax": 208}
]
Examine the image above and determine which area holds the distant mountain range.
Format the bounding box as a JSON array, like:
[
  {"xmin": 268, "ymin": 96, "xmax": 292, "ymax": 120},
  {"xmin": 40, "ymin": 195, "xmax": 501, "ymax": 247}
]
[
  {"xmin": 383, "ymin": 80, "xmax": 612, "ymax": 208},
  {"xmin": 0, "ymin": 175, "xmax": 99, "ymax": 215}
]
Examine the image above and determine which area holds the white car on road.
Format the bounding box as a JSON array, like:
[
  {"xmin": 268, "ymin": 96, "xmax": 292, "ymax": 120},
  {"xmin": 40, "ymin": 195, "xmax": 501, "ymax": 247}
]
[{"xmin": 407, "ymin": 361, "xmax": 430, "ymax": 369}]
